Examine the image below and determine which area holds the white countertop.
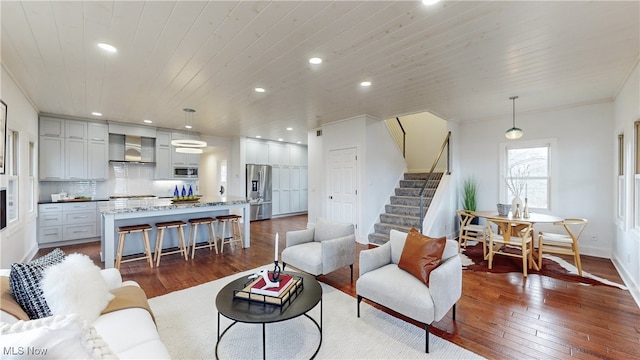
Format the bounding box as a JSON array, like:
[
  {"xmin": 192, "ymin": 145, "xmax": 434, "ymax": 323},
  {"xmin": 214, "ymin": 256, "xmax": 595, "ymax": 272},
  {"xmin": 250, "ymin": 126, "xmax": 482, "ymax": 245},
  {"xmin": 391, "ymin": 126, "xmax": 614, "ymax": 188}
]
[{"xmin": 99, "ymin": 196, "xmax": 250, "ymax": 214}]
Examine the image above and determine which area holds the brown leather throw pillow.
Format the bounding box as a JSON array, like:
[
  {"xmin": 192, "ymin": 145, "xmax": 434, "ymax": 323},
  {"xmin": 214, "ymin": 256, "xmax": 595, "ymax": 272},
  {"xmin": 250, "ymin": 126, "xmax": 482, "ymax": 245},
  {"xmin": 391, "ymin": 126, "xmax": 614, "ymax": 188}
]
[{"xmin": 397, "ymin": 228, "xmax": 446, "ymax": 286}]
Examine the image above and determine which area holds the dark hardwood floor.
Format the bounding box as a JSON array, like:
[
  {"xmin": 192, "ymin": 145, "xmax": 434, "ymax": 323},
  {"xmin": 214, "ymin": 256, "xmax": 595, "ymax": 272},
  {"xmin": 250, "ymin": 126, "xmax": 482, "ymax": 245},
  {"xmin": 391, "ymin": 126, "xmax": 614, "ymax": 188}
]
[{"xmin": 43, "ymin": 214, "xmax": 639, "ymax": 359}]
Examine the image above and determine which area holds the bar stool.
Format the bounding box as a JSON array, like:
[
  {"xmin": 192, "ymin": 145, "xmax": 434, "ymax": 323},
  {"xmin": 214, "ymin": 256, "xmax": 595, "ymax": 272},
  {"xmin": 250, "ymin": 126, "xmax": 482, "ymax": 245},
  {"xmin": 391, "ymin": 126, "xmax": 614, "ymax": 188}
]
[
  {"xmin": 188, "ymin": 217, "xmax": 219, "ymax": 259},
  {"xmin": 216, "ymin": 214, "xmax": 243, "ymax": 253},
  {"xmin": 154, "ymin": 220, "xmax": 189, "ymax": 266},
  {"xmin": 115, "ymin": 224, "xmax": 154, "ymax": 269}
]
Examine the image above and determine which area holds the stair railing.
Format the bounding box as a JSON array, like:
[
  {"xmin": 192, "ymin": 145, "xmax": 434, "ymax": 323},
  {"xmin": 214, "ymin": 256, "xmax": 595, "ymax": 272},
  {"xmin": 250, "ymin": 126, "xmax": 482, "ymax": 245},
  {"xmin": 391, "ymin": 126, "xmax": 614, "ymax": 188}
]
[
  {"xmin": 386, "ymin": 117, "xmax": 406, "ymax": 158},
  {"xmin": 396, "ymin": 117, "xmax": 406, "ymax": 158},
  {"xmin": 419, "ymin": 131, "xmax": 451, "ymax": 233}
]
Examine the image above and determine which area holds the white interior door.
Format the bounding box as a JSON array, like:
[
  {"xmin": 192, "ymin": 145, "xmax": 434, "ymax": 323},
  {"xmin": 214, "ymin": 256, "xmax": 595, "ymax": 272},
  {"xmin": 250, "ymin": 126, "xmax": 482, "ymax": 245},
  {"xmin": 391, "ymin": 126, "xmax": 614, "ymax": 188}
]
[{"xmin": 328, "ymin": 147, "xmax": 357, "ymax": 225}]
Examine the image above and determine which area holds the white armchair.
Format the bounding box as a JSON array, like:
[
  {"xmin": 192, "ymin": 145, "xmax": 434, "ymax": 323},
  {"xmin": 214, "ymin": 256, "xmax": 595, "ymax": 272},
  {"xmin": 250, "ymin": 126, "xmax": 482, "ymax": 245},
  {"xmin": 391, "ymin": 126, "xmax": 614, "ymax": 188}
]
[
  {"xmin": 356, "ymin": 229, "xmax": 462, "ymax": 353},
  {"xmin": 281, "ymin": 218, "xmax": 356, "ymax": 279}
]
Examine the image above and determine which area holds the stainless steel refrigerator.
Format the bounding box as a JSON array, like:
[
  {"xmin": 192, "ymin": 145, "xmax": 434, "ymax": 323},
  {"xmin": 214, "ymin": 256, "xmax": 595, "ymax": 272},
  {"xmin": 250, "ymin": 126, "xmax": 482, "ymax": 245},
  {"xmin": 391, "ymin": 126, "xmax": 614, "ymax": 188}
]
[{"xmin": 246, "ymin": 164, "xmax": 272, "ymax": 221}]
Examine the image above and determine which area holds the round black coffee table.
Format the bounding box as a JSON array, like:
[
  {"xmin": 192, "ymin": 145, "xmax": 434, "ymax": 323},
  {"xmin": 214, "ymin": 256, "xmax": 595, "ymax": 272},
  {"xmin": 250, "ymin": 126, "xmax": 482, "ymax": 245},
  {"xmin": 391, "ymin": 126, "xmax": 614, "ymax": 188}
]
[{"xmin": 215, "ymin": 271, "xmax": 322, "ymax": 359}]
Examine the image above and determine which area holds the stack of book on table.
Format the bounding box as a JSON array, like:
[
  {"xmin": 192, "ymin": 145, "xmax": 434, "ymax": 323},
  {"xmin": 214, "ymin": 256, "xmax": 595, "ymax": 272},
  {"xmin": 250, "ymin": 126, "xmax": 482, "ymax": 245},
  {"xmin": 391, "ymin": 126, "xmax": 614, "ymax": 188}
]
[{"xmin": 234, "ymin": 273, "xmax": 303, "ymax": 306}]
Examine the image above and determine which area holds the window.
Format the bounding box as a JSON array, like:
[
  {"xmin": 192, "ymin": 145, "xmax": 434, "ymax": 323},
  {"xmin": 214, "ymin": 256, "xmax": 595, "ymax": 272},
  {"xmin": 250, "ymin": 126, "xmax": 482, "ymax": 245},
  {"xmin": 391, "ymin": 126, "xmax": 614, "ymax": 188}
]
[
  {"xmin": 617, "ymin": 133, "xmax": 625, "ymax": 220},
  {"xmin": 635, "ymin": 121, "xmax": 640, "ymax": 230},
  {"xmin": 500, "ymin": 139, "xmax": 554, "ymax": 210},
  {"xmin": 29, "ymin": 140, "xmax": 36, "ymax": 213},
  {"xmin": 6, "ymin": 129, "xmax": 19, "ymax": 222}
]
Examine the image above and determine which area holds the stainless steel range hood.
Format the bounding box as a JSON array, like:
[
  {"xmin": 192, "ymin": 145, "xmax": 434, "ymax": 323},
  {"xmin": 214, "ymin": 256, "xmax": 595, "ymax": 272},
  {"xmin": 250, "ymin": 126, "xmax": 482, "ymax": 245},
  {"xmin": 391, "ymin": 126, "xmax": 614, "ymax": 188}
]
[
  {"xmin": 125, "ymin": 135, "xmax": 142, "ymax": 162},
  {"xmin": 108, "ymin": 134, "xmax": 156, "ymax": 164}
]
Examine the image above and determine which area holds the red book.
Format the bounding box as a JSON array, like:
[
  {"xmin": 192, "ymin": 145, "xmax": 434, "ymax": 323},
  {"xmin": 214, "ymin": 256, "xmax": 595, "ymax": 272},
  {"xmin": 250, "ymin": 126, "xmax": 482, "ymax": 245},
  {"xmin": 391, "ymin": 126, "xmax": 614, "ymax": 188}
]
[{"xmin": 249, "ymin": 274, "xmax": 294, "ymax": 297}]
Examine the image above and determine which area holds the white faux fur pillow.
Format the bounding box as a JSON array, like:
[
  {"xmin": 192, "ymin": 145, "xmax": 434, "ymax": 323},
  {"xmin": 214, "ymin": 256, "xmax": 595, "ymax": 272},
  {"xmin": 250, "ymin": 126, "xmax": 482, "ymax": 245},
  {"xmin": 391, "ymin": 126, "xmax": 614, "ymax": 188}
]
[{"xmin": 40, "ymin": 254, "xmax": 115, "ymax": 324}]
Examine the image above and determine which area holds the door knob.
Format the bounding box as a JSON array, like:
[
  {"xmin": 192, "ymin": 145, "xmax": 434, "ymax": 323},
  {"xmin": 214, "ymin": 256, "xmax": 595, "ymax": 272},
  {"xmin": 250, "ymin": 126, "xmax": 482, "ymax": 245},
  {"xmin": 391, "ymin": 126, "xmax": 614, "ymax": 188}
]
[{"xmin": 329, "ymin": 196, "xmax": 333, "ymax": 199}]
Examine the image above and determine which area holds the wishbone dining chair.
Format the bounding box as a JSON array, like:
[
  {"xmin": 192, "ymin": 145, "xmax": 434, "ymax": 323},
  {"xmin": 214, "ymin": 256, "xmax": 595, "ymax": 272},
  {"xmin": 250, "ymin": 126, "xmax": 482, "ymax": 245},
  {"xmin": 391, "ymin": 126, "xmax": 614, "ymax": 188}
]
[
  {"xmin": 537, "ymin": 218, "xmax": 587, "ymax": 276},
  {"xmin": 486, "ymin": 218, "xmax": 534, "ymax": 277}
]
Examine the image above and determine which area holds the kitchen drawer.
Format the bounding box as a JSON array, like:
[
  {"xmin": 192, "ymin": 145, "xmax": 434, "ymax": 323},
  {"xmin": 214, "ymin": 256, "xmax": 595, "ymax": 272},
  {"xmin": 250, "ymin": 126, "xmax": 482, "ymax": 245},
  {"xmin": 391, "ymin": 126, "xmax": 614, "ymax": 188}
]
[
  {"xmin": 39, "ymin": 203, "xmax": 63, "ymax": 213},
  {"xmin": 63, "ymin": 211, "xmax": 95, "ymax": 225},
  {"xmin": 38, "ymin": 226, "xmax": 63, "ymax": 244},
  {"xmin": 63, "ymin": 223, "xmax": 97, "ymax": 240},
  {"xmin": 62, "ymin": 202, "xmax": 96, "ymax": 212},
  {"xmin": 39, "ymin": 212, "xmax": 63, "ymax": 227}
]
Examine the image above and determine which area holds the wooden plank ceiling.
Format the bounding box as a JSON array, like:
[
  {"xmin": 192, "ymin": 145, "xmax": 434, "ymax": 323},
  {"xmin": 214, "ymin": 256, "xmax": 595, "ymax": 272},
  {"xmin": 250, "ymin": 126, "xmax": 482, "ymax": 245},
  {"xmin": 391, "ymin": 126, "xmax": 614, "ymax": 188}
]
[{"xmin": 1, "ymin": 1, "xmax": 638, "ymax": 144}]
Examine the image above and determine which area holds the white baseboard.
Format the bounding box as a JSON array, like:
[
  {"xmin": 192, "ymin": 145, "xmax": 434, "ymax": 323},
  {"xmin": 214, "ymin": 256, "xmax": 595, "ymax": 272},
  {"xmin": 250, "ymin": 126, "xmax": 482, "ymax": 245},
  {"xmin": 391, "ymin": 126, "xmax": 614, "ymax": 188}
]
[{"xmin": 611, "ymin": 253, "xmax": 640, "ymax": 308}]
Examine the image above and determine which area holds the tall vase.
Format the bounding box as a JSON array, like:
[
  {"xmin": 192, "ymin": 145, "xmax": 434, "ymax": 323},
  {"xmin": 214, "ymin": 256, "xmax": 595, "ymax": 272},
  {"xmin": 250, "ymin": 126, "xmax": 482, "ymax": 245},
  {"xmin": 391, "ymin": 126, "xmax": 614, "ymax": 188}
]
[{"xmin": 511, "ymin": 196, "xmax": 522, "ymax": 217}]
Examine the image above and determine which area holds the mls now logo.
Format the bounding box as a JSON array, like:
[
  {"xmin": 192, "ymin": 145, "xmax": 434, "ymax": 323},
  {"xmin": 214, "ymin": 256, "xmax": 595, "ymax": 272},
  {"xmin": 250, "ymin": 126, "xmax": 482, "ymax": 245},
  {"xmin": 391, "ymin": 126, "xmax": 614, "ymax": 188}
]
[{"xmin": 3, "ymin": 347, "xmax": 48, "ymax": 356}]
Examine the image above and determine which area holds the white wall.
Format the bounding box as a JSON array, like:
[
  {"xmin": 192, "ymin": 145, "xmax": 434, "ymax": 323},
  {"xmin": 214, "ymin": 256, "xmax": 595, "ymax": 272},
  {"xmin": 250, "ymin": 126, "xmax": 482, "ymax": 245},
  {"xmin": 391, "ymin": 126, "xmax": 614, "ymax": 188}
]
[
  {"xmin": 0, "ymin": 66, "xmax": 40, "ymax": 266},
  {"xmin": 364, "ymin": 115, "xmax": 407, "ymax": 239},
  {"xmin": 399, "ymin": 112, "xmax": 448, "ymax": 172},
  {"xmin": 307, "ymin": 115, "xmax": 406, "ymax": 243},
  {"xmin": 612, "ymin": 61, "xmax": 640, "ymax": 305},
  {"xmin": 307, "ymin": 128, "xmax": 324, "ymax": 227},
  {"xmin": 458, "ymin": 101, "xmax": 615, "ymax": 258}
]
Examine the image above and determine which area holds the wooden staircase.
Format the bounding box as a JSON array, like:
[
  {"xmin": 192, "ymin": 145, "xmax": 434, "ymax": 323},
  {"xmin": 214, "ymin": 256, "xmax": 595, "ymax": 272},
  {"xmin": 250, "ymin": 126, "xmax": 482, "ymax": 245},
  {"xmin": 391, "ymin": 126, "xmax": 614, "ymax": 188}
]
[{"xmin": 368, "ymin": 172, "xmax": 443, "ymax": 245}]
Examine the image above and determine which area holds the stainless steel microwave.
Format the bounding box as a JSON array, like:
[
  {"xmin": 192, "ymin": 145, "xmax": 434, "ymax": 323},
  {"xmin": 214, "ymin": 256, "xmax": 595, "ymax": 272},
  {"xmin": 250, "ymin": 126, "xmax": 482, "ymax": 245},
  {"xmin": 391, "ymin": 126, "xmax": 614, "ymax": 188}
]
[{"xmin": 174, "ymin": 167, "xmax": 198, "ymax": 178}]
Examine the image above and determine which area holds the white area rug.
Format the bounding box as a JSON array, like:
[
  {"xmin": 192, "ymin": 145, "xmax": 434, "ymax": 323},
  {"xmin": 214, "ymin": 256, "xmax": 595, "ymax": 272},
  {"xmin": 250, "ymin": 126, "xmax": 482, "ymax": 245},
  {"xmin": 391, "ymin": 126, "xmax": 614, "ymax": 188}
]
[{"xmin": 148, "ymin": 267, "xmax": 484, "ymax": 359}]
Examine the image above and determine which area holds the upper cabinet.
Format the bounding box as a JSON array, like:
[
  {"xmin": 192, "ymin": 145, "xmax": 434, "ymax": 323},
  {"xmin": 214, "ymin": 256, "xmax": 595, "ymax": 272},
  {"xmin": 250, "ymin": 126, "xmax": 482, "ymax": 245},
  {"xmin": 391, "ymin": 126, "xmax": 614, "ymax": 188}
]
[
  {"xmin": 39, "ymin": 117, "xmax": 65, "ymax": 137},
  {"xmin": 87, "ymin": 122, "xmax": 108, "ymax": 180},
  {"xmin": 171, "ymin": 132, "xmax": 201, "ymax": 168},
  {"xmin": 246, "ymin": 139, "xmax": 307, "ymax": 166},
  {"xmin": 155, "ymin": 130, "xmax": 172, "ymax": 179},
  {"xmin": 39, "ymin": 117, "xmax": 109, "ymax": 181},
  {"xmin": 65, "ymin": 120, "xmax": 87, "ymax": 139}
]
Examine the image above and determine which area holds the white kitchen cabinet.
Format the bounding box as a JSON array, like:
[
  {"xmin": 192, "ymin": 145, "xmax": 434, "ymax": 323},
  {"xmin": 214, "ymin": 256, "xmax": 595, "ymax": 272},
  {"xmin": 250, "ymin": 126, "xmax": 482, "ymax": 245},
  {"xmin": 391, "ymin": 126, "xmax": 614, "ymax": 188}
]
[
  {"xmin": 39, "ymin": 117, "xmax": 108, "ymax": 181},
  {"xmin": 155, "ymin": 146, "xmax": 172, "ymax": 179},
  {"xmin": 280, "ymin": 190, "xmax": 290, "ymax": 214},
  {"xmin": 155, "ymin": 131, "xmax": 171, "ymax": 179},
  {"xmin": 171, "ymin": 132, "xmax": 201, "ymax": 168},
  {"xmin": 245, "ymin": 139, "xmax": 308, "ymax": 216},
  {"xmin": 39, "ymin": 117, "xmax": 65, "ymax": 137},
  {"xmin": 88, "ymin": 139, "xmax": 108, "ymax": 180},
  {"xmin": 65, "ymin": 138, "xmax": 87, "ymax": 179},
  {"xmin": 65, "ymin": 120, "xmax": 87, "ymax": 139},
  {"xmin": 268, "ymin": 143, "xmax": 284, "ymax": 165},
  {"xmin": 87, "ymin": 122, "xmax": 108, "ymax": 179},
  {"xmin": 289, "ymin": 145, "xmax": 307, "ymax": 166},
  {"xmin": 39, "ymin": 202, "xmax": 98, "ymax": 245},
  {"xmin": 38, "ymin": 203, "xmax": 63, "ymax": 244},
  {"xmin": 39, "ymin": 136, "xmax": 65, "ymax": 180},
  {"xmin": 88, "ymin": 122, "xmax": 108, "ymax": 141},
  {"xmin": 246, "ymin": 139, "xmax": 268, "ymax": 165}
]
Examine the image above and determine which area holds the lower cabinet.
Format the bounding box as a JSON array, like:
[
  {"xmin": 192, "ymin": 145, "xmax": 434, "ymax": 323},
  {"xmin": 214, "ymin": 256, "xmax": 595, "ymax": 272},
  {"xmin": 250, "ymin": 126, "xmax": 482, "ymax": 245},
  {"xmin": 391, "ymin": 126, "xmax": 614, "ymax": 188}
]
[{"xmin": 38, "ymin": 202, "xmax": 98, "ymax": 245}]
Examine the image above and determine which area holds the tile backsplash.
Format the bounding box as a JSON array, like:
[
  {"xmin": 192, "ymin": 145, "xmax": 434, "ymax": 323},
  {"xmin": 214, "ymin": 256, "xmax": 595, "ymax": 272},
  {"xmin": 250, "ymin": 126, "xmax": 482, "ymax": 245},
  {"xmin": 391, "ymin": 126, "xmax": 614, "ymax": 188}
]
[{"xmin": 39, "ymin": 163, "xmax": 197, "ymax": 201}]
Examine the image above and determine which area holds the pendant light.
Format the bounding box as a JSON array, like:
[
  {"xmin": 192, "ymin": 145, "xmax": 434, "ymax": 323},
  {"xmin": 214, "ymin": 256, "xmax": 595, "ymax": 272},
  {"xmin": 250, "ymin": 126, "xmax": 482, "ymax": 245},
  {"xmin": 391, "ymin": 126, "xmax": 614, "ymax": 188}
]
[
  {"xmin": 171, "ymin": 108, "xmax": 207, "ymax": 153},
  {"xmin": 505, "ymin": 96, "xmax": 523, "ymax": 140}
]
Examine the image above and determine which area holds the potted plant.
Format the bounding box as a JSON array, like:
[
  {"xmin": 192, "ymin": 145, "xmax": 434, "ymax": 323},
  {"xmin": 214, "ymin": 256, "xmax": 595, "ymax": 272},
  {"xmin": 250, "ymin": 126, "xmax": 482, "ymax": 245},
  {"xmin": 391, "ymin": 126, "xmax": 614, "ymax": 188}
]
[{"xmin": 462, "ymin": 177, "xmax": 479, "ymax": 224}]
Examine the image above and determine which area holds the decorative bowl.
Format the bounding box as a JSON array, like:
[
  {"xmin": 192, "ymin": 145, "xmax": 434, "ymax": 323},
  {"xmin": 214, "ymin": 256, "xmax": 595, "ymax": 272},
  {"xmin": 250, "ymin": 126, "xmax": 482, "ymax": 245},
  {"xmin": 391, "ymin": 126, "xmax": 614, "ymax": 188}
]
[{"xmin": 496, "ymin": 203, "xmax": 511, "ymax": 216}]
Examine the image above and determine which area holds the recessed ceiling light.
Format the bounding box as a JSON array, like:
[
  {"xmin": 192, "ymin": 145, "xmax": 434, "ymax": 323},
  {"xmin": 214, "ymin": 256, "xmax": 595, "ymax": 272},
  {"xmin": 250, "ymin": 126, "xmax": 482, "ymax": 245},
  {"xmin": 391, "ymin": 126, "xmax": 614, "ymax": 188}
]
[
  {"xmin": 255, "ymin": 87, "xmax": 265, "ymax": 93},
  {"xmin": 278, "ymin": 138, "xmax": 283, "ymax": 142},
  {"xmin": 143, "ymin": 119, "xmax": 153, "ymax": 124},
  {"xmin": 185, "ymin": 125, "xmax": 192, "ymax": 129},
  {"xmin": 97, "ymin": 43, "xmax": 117, "ymax": 53},
  {"xmin": 286, "ymin": 127, "xmax": 293, "ymax": 131},
  {"xmin": 309, "ymin": 57, "xmax": 322, "ymax": 64},
  {"xmin": 296, "ymin": 141, "xmax": 301, "ymax": 144},
  {"xmin": 360, "ymin": 81, "xmax": 372, "ymax": 87},
  {"xmin": 422, "ymin": 0, "xmax": 441, "ymax": 5},
  {"xmin": 91, "ymin": 112, "xmax": 102, "ymax": 116},
  {"xmin": 256, "ymin": 135, "xmax": 262, "ymax": 138}
]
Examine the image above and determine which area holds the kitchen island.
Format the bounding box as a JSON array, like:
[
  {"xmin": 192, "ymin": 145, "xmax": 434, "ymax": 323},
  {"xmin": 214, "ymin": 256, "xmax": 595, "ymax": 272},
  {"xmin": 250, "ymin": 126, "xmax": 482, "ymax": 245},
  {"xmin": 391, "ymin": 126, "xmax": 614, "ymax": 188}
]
[{"xmin": 99, "ymin": 196, "xmax": 250, "ymax": 269}]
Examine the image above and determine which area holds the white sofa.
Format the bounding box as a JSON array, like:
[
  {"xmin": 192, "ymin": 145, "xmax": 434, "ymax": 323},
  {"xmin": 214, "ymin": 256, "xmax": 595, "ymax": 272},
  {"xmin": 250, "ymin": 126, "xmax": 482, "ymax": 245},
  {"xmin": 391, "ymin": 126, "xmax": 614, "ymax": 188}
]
[{"xmin": 0, "ymin": 268, "xmax": 170, "ymax": 359}]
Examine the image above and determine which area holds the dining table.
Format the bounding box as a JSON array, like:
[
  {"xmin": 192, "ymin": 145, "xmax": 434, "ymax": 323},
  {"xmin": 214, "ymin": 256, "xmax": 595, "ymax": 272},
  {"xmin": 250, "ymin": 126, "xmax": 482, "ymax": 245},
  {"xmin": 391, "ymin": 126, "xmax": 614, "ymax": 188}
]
[{"xmin": 471, "ymin": 210, "xmax": 564, "ymax": 271}]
